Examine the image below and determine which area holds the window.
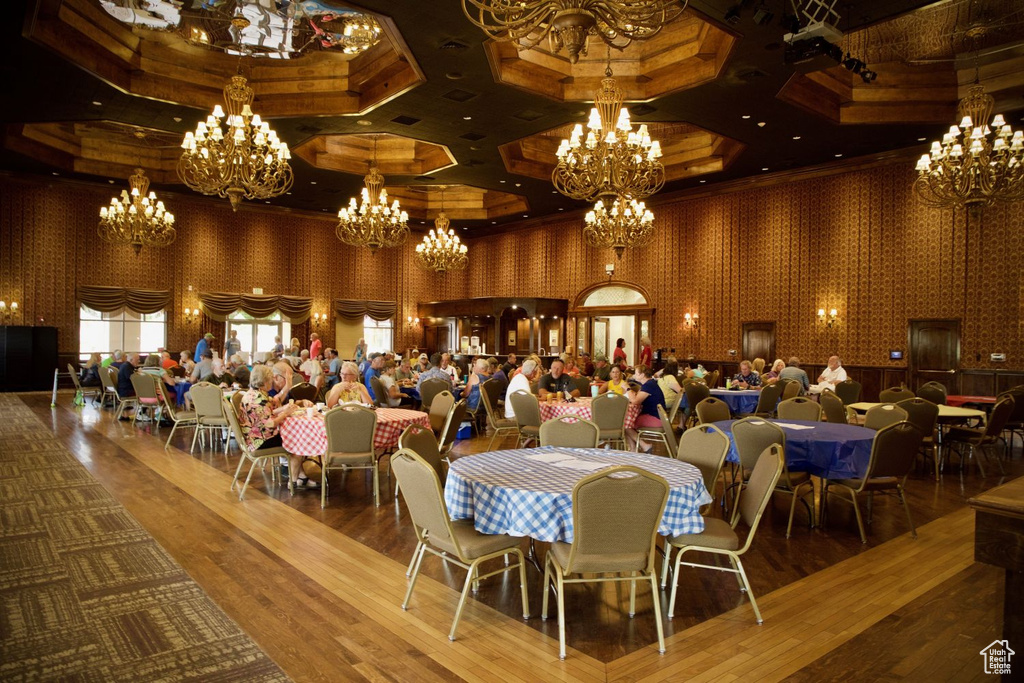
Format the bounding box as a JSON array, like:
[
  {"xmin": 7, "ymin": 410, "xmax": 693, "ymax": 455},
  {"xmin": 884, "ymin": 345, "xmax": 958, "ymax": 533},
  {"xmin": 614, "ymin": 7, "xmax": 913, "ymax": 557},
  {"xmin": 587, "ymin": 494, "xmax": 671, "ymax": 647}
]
[
  {"xmin": 226, "ymin": 310, "xmax": 291, "ymax": 363},
  {"xmin": 79, "ymin": 305, "xmax": 166, "ymax": 361},
  {"xmin": 363, "ymin": 316, "xmax": 393, "ymax": 354}
]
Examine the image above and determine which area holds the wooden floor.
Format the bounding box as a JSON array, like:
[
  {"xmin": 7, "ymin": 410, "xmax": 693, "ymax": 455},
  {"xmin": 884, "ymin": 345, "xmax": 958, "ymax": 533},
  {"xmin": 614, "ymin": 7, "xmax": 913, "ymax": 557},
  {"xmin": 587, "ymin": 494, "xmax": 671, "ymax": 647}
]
[{"xmin": 16, "ymin": 392, "xmax": 1017, "ymax": 682}]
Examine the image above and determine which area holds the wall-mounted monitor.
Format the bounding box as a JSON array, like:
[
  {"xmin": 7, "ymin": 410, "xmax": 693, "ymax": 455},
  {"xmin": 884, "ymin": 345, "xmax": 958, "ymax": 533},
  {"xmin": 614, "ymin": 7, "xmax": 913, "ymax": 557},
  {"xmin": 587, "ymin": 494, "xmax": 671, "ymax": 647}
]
[{"xmin": 889, "ymin": 350, "xmax": 903, "ymax": 360}]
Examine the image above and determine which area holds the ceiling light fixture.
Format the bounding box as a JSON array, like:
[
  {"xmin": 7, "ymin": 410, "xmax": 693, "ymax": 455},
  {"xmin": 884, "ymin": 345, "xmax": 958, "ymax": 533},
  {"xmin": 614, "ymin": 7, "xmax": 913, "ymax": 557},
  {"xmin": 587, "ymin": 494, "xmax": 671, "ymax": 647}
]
[
  {"xmin": 553, "ymin": 61, "xmax": 665, "ymax": 202},
  {"xmin": 461, "ymin": 0, "xmax": 687, "ymax": 64},
  {"xmin": 336, "ymin": 136, "xmax": 409, "ymax": 253},
  {"xmin": 583, "ymin": 194, "xmax": 654, "ymax": 259},
  {"xmin": 99, "ymin": 168, "xmax": 176, "ymax": 255},
  {"xmin": 415, "ymin": 187, "xmax": 468, "ymax": 273},
  {"xmin": 178, "ymin": 73, "xmax": 293, "ymax": 211}
]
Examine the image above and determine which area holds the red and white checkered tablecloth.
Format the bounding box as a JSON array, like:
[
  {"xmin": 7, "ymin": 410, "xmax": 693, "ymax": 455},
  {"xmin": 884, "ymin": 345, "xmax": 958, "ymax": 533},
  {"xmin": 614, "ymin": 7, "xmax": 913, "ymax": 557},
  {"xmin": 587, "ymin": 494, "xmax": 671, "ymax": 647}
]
[
  {"xmin": 537, "ymin": 397, "xmax": 639, "ymax": 429},
  {"xmin": 279, "ymin": 408, "xmax": 430, "ymax": 457}
]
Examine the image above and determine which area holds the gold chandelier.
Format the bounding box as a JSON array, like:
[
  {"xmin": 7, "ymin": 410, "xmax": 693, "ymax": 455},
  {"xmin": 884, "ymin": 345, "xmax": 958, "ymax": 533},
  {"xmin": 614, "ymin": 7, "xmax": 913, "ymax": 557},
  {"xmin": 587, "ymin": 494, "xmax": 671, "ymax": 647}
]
[
  {"xmin": 337, "ymin": 15, "xmax": 382, "ymax": 54},
  {"xmin": 914, "ymin": 83, "xmax": 1024, "ymax": 209},
  {"xmin": 414, "ymin": 189, "xmax": 468, "ymax": 273},
  {"xmin": 178, "ymin": 74, "xmax": 293, "ymax": 211},
  {"xmin": 553, "ymin": 66, "xmax": 665, "ymax": 202},
  {"xmin": 336, "ymin": 138, "xmax": 409, "ymax": 253},
  {"xmin": 98, "ymin": 168, "xmax": 176, "ymax": 255},
  {"xmin": 583, "ymin": 194, "xmax": 654, "ymax": 258},
  {"xmin": 461, "ymin": 0, "xmax": 687, "ymax": 64}
]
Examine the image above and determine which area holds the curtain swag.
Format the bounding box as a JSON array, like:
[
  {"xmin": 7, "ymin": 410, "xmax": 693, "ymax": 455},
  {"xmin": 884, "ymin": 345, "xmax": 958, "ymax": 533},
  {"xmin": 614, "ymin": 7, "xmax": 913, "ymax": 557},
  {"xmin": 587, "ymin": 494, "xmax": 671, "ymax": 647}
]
[
  {"xmin": 334, "ymin": 299, "xmax": 397, "ymax": 321},
  {"xmin": 77, "ymin": 285, "xmax": 171, "ymax": 315},
  {"xmin": 198, "ymin": 292, "xmax": 313, "ymax": 323}
]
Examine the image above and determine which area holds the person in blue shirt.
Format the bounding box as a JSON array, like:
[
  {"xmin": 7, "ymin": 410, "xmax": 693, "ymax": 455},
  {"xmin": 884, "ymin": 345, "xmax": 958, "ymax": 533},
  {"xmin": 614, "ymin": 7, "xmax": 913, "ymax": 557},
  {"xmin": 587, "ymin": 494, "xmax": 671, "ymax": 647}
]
[
  {"xmin": 363, "ymin": 353, "xmax": 383, "ymax": 400},
  {"xmin": 194, "ymin": 333, "xmax": 214, "ymax": 363}
]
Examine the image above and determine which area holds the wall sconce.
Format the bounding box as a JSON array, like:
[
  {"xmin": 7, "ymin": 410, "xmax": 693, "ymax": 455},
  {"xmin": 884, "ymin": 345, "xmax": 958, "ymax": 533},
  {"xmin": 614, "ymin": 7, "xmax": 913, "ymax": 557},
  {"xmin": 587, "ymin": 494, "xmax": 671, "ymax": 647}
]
[
  {"xmin": 312, "ymin": 312, "xmax": 327, "ymax": 327},
  {"xmin": 0, "ymin": 300, "xmax": 18, "ymax": 323},
  {"xmin": 817, "ymin": 307, "xmax": 838, "ymax": 328},
  {"xmin": 183, "ymin": 307, "xmax": 200, "ymax": 322},
  {"xmin": 683, "ymin": 312, "xmax": 699, "ymax": 329},
  {"xmin": 406, "ymin": 316, "xmax": 420, "ymax": 326}
]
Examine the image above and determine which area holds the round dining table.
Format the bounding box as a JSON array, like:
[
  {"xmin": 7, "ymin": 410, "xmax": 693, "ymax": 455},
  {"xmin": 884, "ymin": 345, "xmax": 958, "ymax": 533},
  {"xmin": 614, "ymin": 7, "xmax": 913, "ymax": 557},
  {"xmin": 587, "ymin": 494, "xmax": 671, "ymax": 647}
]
[
  {"xmin": 713, "ymin": 419, "xmax": 877, "ymax": 480},
  {"xmin": 679, "ymin": 388, "xmax": 761, "ymax": 415},
  {"xmin": 537, "ymin": 396, "xmax": 639, "ymax": 429},
  {"xmin": 444, "ymin": 447, "xmax": 711, "ymax": 543},
  {"xmin": 280, "ymin": 406, "xmax": 430, "ymax": 456}
]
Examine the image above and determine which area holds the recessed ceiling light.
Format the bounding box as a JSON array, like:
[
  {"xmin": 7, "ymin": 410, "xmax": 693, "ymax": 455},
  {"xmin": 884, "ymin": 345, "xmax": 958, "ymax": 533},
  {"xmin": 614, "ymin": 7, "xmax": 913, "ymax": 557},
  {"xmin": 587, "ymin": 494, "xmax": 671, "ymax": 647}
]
[
  {"xmin": 834, "ymin": 153, "xmax": 843, "ymax": 158},
  {"xmin": 917, "ymin": 137, "xmax": 926, "ymax": 141},
  {"xmin": 286, "ymin": 192, "xmax": 292, "ymax": 195},
  {"xmin": 522, "ymin": 214, "xmax": 528, "ymax": 218},
  {"xmin": 558, "ymin": 207, "xmax": 564, "ymax": 211},
  {"xmin": 757, "ymin": 122, "xmax": 766, "ymax": 127},
  {"xmin": 91, "ymin": 101, "xmax": 102, "ymax": 106},
  {"xmin": 108, "ymin": 179, "xmax": 115, "ymax": 184},
  {"xmin": 173, "ymin": 116, "xmax": 182, "ymax": 123},
  {"xmin": 699, "ymin": 180, "xmax": 706, "ymax": 183},
  {"xmin": 491, "ymin": 221, "xmax": 496, "ymax": 224},
  {"xmin": 551, "ymin": 190, "xmax": 557, "ymax": 194},
  {"xmin": 761, "ymin": 167, "xmax": 769, "ymax": 171},
  {"xmin": 514, "ymin": 183, "xmax": 521, "ymax": 187},
  {"xmin": 310, "ymin": 181, "xmax": 317, "ymax": 185},
  {"xmin": 741, "ymin": 115, "xmax": 751, "ymax": 119},
  {"xmin": 792, "ymin": 136, "xmax": 801, "ymax": 140},
  {"xmin": 356, "ymin": 119, "xmax": 373, "ymax": 126},
  {"xmin": 462, "ymin": 227, "xmax": 467, "ymax": 230},
  {"xmin": 265, "ymin": 201, "xmax": 270, "ymax": 203},
  {"xmin": 500, "ymin": 180, "xmax": 506, "ymax": 183},
  {"xmin": 52, "ymin": 172, "xmax": 59, "ymax": 176},
  {"xmin": 463, "ymin": 116, "xmax": 472, "ymax": 120}
]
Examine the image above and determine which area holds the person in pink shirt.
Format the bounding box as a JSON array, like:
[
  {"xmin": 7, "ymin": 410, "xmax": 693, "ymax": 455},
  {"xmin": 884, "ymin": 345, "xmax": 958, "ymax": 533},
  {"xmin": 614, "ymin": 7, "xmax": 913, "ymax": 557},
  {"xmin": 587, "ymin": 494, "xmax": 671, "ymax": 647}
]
[{"xmin": 309, "ymin": 332, "xmax": 322, "ymax": 360}]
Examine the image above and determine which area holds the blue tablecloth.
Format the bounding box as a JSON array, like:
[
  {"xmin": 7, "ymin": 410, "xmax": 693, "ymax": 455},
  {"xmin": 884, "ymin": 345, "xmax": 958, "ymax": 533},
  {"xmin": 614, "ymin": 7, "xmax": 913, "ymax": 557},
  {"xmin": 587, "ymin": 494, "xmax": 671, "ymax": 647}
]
[
  {"xmin": 400, "ymin": 386, "xmax": 420, "ymax": 402},
  {"xmin": 445, "ymin": 447, "xmax": 712, "ymax": 543},
  {"xmin": 174, "ymin": 381, "xmax": 192, "ymax": 406},
  {"xmin": 681, "ymin": 388, "xmax": 761, "ymax": 415},
  {"xmin": 712, "ymin": 419, "xmax": 876, "ymax": 480}
]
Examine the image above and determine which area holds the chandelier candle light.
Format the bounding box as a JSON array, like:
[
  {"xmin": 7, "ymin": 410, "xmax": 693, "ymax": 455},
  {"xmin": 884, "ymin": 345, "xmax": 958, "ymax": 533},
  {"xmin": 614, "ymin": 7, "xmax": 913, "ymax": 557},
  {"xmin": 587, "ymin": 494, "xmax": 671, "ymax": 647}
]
[
  {"xmin": 414, "ymin": 189, "xmax": 468, "ymax": 273},
  {"xmin": 461, "ymin": 0, "xmax": 687, "ymax": 64},
  {"xmin": 583, "ymin": 194, "xmax": 654, "ymax": 258},
  {"xmin": 914, "ymin": 83, "xmax": 1024, "ymax": 209},
  {"xmin": 178, "ymin": 74, "xmax": 293, "ymax": 211},
  {"xmin": 553, "ymin": 66, "xmax": 665, "ymax": 202},
  {"xmin": 98, "ymin": 168, "xmax": 176, "ymax": 255},
  {"xmin": 336, "ymin": 138, "xmax": 410, "ymax": 253}
]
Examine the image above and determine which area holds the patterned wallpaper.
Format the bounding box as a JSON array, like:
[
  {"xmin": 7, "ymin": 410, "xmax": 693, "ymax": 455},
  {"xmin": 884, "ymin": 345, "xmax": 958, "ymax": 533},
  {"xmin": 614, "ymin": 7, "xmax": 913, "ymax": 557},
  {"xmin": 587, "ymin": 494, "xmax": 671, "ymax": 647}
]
[{"xmin": 1, "ymin": 162, "xmax": 1021, "ymax": 369}]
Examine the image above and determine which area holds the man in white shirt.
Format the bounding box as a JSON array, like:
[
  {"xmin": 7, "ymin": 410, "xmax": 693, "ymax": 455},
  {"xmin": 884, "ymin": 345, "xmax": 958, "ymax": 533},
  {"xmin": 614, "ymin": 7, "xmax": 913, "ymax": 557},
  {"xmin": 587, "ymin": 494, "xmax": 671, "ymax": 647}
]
[
  {"xmin": 505, "ymin": 359, "xmax": 539, "ymax": 419},
  {"xmin": 299, "ymin": 349, "xmax": 323, "ymax": 390},
  {"xmin": 810, "ymin": 355, "xmax": 847, "ymax": 394}
]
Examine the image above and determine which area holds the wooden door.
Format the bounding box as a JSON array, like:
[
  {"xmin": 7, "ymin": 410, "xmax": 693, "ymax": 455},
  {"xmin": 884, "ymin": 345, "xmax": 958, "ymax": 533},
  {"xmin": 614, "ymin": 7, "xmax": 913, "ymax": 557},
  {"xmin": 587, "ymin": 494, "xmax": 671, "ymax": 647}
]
[
  {"xmin": 909, "ymin": 319, "xmax": 960, "ymax": 393},
  {"xmin": 593, "ymin": 317, "xmax": 609, "ymax": 360},
  {"xmin": 742, "ymin": 322, "xmax": 776, "ymax": 363}
]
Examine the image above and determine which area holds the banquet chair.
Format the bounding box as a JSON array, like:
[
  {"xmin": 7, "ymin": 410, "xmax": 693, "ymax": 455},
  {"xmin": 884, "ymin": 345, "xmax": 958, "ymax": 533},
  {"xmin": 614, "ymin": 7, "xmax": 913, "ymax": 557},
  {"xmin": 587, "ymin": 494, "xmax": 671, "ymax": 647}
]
[
  {"xmin": 704, "ymin": 370, "xmax": 719, "ymax": 389},
  {"xmin": 944, "ymin": 395, "xmax": 1014, "ymax": 477},
  {"xmin": 98, "ymin": 366, "xmax": 119, "ymax": 409},
  {"xmin": 480, "ymin": 380, "xmax": 518, "ymax": 451},
  {"xmin": 540, "ymin": 416, "xmax": 600, "ymax": 448},
  {"xmin": 780, "ymin": 380, "xmax": 802, "ymax": 400},
  {"xmin": 821, "ymin": 390, "xmax": 854, "ymax": 424},
  {"xmin": 835, "ymin": 379, "xmax": 862, "ymax": 405},
  {"xmin": 864, "ymin": 403, "xmax": 908, "ymax": 431},
  {"xmin": 915, "ymin": 381, "xmax": 947, "ymax": 406},
  {"xmin": 759, "ymin": 373, "xmax": 772, "ymax": 386},
  {"xmin": 369, "ymin": 375, "xmax": 390, "ymax": 408},
  {"xmin": 322, "ymin": 404, "xmax": 379, "ymax": 508},
  {"xmin": 896, "ymin": 397, "xmax": 940, "ymax": 480},
  {"xmin": 998, "ymin": 387, "xmax": 1024, "ymax": 451},
  {"xmin": 776, "ymin": 396, "xmax": 823, "ymax": 422},
  {"xmin": 230, "ymin": 391, "xmax": 245, "ymax": 424},
  {"xmin": 428, "ymin": 390, "xmax": 455, "ymax": 435},
  {"xmin": 663, "ymin": 445, "xmax": 783, "ymax": 623},
  {"xmin": 158, "ymin": 382, "xmax": 197, "ymax": 449},
  {"xmin": 226, "ymin": 397, "xmax": 286, "ymax": 501},
  {"xmin": 129, "ymin": 373, "xmax": 163, "ymax": 426},
  {"xmin": 573, "ymin": 376, "xmax": 592, "ymax": 395},
  {"xmin": 392, "ymin": 448, "xmax": 529, "ymax": 642},
  {"xmin": 879, "ymin": 386, "xmax": 915, "ymax": 404},
  {"xmin": 398, "ymin": 423, "xmax": 446, "ymax": 485},
  {"xmin": 683, "ymin": 381, "xmax": 711, "ymax": 428},
  {"xmin": 739, "ymin": 382, "xmax": 783, "ymax": 419},
  {"xmin": 674, "ymin": 423, "xmax": 730, "ymax": 510},
  {"xmin": 419, "ymin": 378, "xmax": 450, "ymax": 412},
  {"xmin": 68, "ymin": 363, "xmax": 101, "ymax": 405},
  {"xmin": 290, "ymin": 382, "xmax": 318, "ymax": 403},
  {"xmin": 509, "ymin": 390, "xmax": 542, "ymax": 447},
  {"xmin": 696, "ymin": 397, "xmax": 731, "ymax": 424},
  {"xmin": 657, "ymin": 404, "xmax": 679, "ymax": 458},
  {"xmin": 823, "ymin": 422, "xmax": 922, "ymax": 543},
  {"xmin": 665, "ymin": 388, "xmax": 685, "ymax": 429},
  {"xmin": 438, "ymin": 400, "xmax": 469, "ymax": 458},
  {"xmin": 541, "ymin": 466, "xmax": 669, "ymax": 659},
  {"xmin": 169, "ymin": 365, "xmax": 187, "ymax": 378},
  {"xmin": 591, "ymin": 392, "xmax": 629, "ymax": 450},
  {"xmin": 190, "ymin": 382, "xmax": 229, "ymax": 453}
]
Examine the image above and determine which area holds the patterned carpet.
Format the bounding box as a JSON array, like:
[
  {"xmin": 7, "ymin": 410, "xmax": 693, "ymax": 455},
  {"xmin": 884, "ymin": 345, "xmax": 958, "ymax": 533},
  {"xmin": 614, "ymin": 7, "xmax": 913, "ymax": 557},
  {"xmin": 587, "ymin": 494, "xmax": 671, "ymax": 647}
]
[{"xmin": 0, "ymin": 394, "xmax": 288, "ymax": 682}]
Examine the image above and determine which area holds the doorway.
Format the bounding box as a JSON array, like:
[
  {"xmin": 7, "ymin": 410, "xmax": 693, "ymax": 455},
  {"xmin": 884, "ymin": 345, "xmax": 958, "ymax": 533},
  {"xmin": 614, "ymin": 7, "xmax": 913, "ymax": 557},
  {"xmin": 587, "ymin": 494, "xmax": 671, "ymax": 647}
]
[
  {"xmin": 570, "ymin": 282, "xmax": 651, "ymax": 366},
  {"xmin": 909, "ymin": 319, "xmax": 960, "ymax": 393},
  {"xmin": 742, "ymin": 322, "xmax": 776, "ymax": 363}
]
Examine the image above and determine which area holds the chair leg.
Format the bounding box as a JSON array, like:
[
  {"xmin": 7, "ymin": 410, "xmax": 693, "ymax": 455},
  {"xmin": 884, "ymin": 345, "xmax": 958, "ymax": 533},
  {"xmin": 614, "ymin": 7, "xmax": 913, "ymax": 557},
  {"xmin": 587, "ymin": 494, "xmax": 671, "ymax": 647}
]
[
  {"xmin": 190, "ymin": 425, "xmax": 200, "ymax": 453},
  {"xmin": 402, "ymin": 543, "xmax": 427, "ymax": 611},
  {"xmin": 647, "ymin": 571, "xmax": 667, "ymax": 653},
  {"xmin": 238, "ymin": 459, "xmax": 260, "ymax": 501},
  {"xmin": 449, "ymin": 558, "xmax": 480, "ymax": 641},
  {"xmin": 321, "ymin": 463, "xmax": 328, "ymax": 509},
  {"xmin": 660, "ymin": 543, "xmax": 672, "ymax": 588},
  {"xmin": 734, "ymin": 555, "xmax": 763, "ymax": 624},
  {"xmin": 516, "ymin": 549, "xmax": 530, "ymax": 619},
  {"xmin": 406, "ymin": 541, "xmax": 423, "ymax": 577},
  {"xmin": 786, "ymin": 490, "xmax": 798, "ymax": 539},
  {"xmin": 541, "ymin": 554, "xmax": 552, "ymax": 620},
  {"xmin": 628, "ymin": 571, "xmax": 637, "ymax": 617},
  {"xmin": 372, "ymin": 462, "xmax": 380, "ymax": 508},
  {"xmin": 898, "ymin": 486, "xmax": 917, "ymax": 539},
  {"xmin": 556, "ymin": 571, "xmax": 567, "ymax": 660},
  {"xmin": 849, "ymin": 490, "xmax": 868, "ymax": 544},
  {"xmin": 165, "ymin": 421, "xmax": 178, "ymax": 449},
  {"xmin": 971, "ymin": 444, "xmax": 987, "ymax": 477},
  {"xmin": 668, "ymin": 547, "xmax": 686, "ymax": 619},
  {"xmin": 230, "ymin": 453, "xmax": 248, "ymax": 491}
]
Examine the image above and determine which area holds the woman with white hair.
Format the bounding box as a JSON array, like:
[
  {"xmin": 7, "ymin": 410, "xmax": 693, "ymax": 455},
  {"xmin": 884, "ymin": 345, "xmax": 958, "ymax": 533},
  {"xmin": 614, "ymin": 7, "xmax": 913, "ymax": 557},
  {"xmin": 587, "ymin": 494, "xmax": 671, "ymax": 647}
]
[
  {"xmin": 464, "ymin": 357, "xmax": 491, "ymax": 411},
  {"xmin": 240, "ymin": 364, "xmax": 305, "ymax": 486},
  {"xmin": 763, "ymin": 358, "xmax": 785, "ymax": 385},
  {"xmin": 326, "ymin": 361, "xmax": 372, "ymax": 407}
]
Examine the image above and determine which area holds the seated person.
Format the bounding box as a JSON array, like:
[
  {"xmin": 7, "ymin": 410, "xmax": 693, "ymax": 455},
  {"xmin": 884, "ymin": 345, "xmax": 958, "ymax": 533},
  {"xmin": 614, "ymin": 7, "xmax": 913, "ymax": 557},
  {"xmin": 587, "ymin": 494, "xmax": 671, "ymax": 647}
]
[
  {"xmin": 299, "ymin": 350, "xmax": 322, "ymax": 390},
  {"xmin": 206, "ymin": 359, "xmax": 234, "ymax": 387},
  {"xmin": 416, "ymin": 353, "xmax": 455, "ymax": 392},
  {"xmin": 504, "ymin": 359, "xmax": 539, "ymax": 419},
  {"xmin": 763, "ymin": 359, "xmax": 785, "ymax": 385},
  {"xmin": 395, "ymin": 358, "xmax": 416, "ymax": 382},
  {"xmin": 778, "ymin": 357, "xmax": 810, "ymax": 394},
  {"xmin": 487, "ymin": 357, "xmax": 509, "ymax": 399},
  {"xmin": 116, "ymin": 353, "xmax": 140, "ymax": 419},
  {"xmin": 326, "ymin": 361, "xmax": 373, "ymax": 407},
  {"xmin": 190, "ymin": 350, "xmax": 214, "ymax": 383},
  {"xmin": 591, "ymin": 354, "xmax": 612, "ymax": 382},
  {"xmin": 732, "ymin": 360, "xmax": 762, "ymax": 389},
  {"xmin": 140, "ymin": 353, "xmax": 177, "ymax": 398},
  {"xmin": 810, "ymin": 355, "xmax": 847, "ymax": 393},
  {"xmin": 464, "ymin": 358, "xmax": 492, "ymax": 411},
  {"xmin": 562, "ymin": 356, "xmax": 581, "ymax": 378},
  {"xmin": 625, "ymin": 364, "xmax": 665, "ymax": 452},
  {"xmin": 656, "ymin": 358, "xmax": 683, "ymax": 405},
  {"xmin": 580, "ymin": 352, "xmax": 595, "ymax": 377},
  {"xmin": 414, "ymin": 353, "xmax": 430, "ymax": 374},
  {"xmin": 379, "ymin": 360, "xmax": 413, "ymax": 407},
  {"xmin": 229, "ymin": 354, "xmax": 251, "ymax": 388},
  {"xmin": 240, "ymin": 364, "xmax": 308, "ymax": 488},
  {"xmin": 440, "ymin": 352, "xmax": 460, "ymax": 384},
  {"xmin": 599, "ymin": 365, "xmax": 629, "ymax": 395},
  {"xmin": 538, "ymin": 358, "xmax": 580, "ymax": 399},
  {"xmin": 80, "ymin": 352, "xmax": 103, "ymax": 387},
  {"xmin": 160, "ymin": 351, "xmax": 178, "ymax": 371}
]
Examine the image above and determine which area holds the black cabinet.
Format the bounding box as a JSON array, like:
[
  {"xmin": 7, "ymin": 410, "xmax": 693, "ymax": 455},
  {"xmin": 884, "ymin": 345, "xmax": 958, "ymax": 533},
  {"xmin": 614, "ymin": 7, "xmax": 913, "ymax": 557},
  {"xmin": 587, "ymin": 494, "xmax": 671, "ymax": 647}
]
[{"xmin": 0, "ymin": 326, "xmax": 58, "ymax": 392}]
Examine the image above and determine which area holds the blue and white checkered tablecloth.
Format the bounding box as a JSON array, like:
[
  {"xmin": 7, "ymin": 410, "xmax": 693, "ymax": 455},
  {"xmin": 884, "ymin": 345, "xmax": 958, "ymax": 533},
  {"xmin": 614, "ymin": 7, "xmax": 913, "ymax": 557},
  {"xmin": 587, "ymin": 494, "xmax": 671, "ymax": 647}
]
[{"xmin": 444, "ymin": 447, "xmax": 712, "ymax": 543}]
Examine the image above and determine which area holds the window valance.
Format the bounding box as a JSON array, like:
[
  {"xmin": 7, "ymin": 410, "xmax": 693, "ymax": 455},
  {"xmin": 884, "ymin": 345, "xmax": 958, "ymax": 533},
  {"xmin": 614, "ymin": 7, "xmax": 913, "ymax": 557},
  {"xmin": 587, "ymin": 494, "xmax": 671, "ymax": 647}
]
[
  {"xmin": 77, "ymin": 285, "xmax": 171, "ymax": 314},
  {"xmin": 198, "ymin": 292, "xmax": 313, "ymax": 323},
  {"xmin": 334, "ymin": 299, "xmax": 396, "ymax": 322}
]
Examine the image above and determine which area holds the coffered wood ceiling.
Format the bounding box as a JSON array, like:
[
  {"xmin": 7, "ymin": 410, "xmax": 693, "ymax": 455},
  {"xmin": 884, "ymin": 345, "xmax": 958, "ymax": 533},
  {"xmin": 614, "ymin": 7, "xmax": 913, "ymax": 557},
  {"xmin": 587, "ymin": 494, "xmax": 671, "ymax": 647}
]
[{"xmin": 3, "ymin": 0, "xmax": 1023, "ymax": 235}]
